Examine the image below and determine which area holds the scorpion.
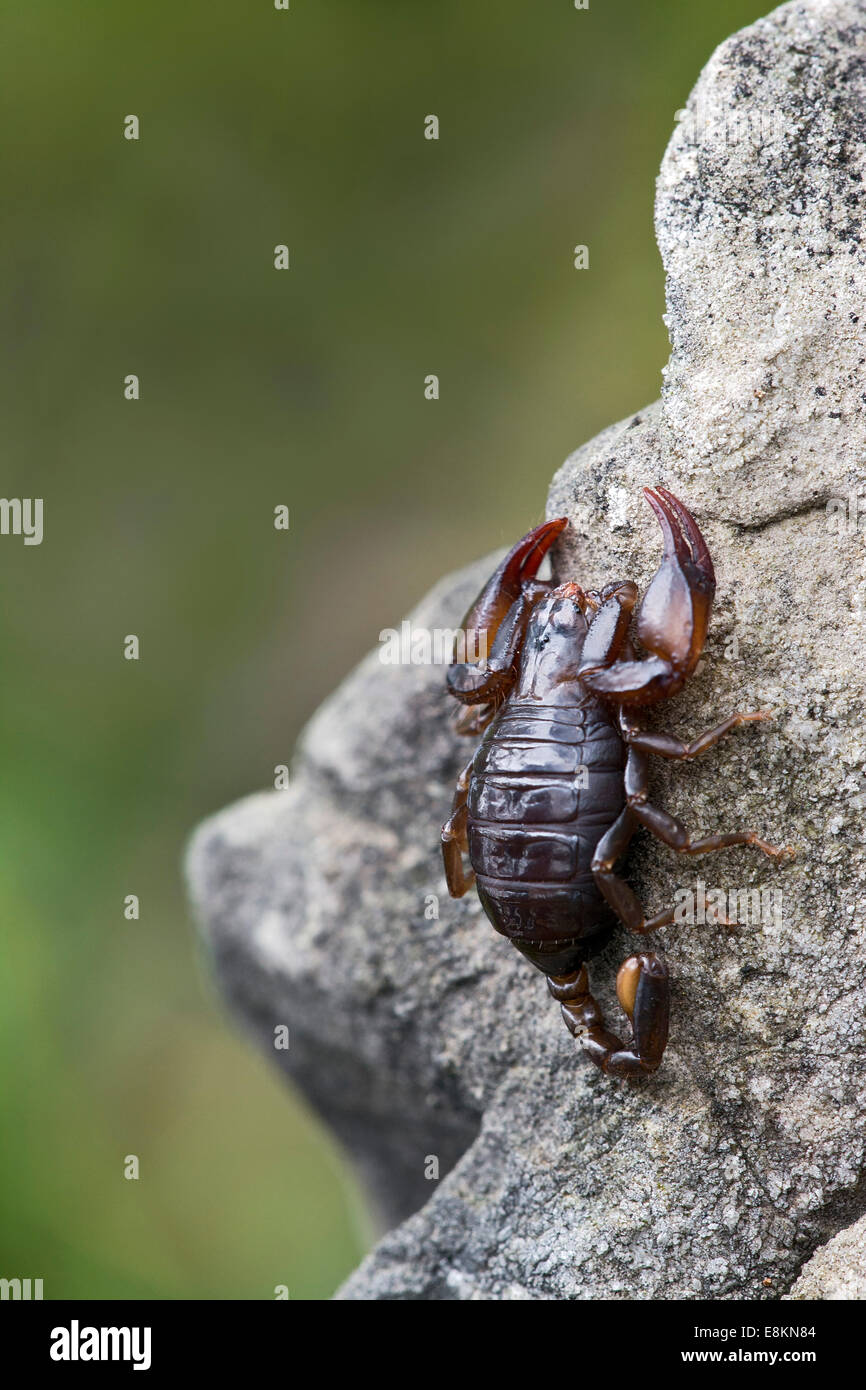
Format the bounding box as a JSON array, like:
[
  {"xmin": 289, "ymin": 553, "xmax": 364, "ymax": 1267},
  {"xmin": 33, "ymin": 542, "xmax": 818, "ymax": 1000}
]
[{"xmin": 441, "ymin": 488, "xmax": 789, "ymax": 1079}]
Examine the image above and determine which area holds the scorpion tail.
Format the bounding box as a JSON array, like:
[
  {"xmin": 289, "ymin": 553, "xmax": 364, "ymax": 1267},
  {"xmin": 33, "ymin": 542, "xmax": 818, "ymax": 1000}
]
[{"xmin": 547, "ymin": 954, "xmax": 670, "ymax": 1079}]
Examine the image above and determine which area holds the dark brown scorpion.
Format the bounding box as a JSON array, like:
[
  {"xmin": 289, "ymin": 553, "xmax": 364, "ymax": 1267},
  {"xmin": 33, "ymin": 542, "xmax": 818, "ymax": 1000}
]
[{"xmin": 441, "ymin": 488, "xmax": 789, "ymax": 1079}]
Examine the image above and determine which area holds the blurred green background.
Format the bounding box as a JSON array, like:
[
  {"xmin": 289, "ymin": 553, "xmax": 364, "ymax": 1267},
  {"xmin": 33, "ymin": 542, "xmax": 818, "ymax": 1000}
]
[{"xmin": 0, "ymin": 0, "xmax": 773, "ymax": 1299}]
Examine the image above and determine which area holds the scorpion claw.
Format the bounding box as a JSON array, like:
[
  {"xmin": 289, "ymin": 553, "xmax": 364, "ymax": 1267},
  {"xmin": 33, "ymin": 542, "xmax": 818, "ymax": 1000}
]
[
  {"xmin": 458, "ymin": 517, "xmax": 567, "ymax": 641},
  {"xmin": 639, "ymin": 486, "xmax": 715, "ymax": 680},
  {"xmin": 581, "ymin": 488, "xmax": 715, "ymax": 706},
  {"xmin": 648, "ymin": 486, "xmax": 714, "ymax": 585},
  {"xmin": 447, "ymin": 517, "xmax": 567, "ymax": 706}
]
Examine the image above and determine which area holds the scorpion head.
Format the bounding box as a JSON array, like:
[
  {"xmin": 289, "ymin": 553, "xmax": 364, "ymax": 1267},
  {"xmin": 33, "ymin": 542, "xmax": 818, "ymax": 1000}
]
[{"xmin": 515, "ymin": 585, "xmax": 591, "ymax": 699}]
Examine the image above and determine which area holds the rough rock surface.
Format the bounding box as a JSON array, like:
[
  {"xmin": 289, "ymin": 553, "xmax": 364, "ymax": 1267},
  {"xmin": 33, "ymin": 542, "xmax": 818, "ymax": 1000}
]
[
  {"xmin": 187, "ymin": 0, "xmax": 866, "ymax": 1299},
  {"xmin": 786, "ymin": 1213, "xmax": 866, "ymax": 1297}
]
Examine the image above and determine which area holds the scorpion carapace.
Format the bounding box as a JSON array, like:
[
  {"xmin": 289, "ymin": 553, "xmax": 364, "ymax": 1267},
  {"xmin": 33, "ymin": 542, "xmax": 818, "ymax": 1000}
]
[{"xmin": 442, "ymin": 487, "xmax": 790, "ymax": 1080}]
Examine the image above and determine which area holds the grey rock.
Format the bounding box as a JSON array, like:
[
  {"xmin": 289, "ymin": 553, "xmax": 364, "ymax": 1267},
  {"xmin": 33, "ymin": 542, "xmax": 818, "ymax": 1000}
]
[
  {"xmin": 187, "ymin": 0, "xmax": 866, "ymax": 1299},
  {"xmin": 786, "ymin": 1214, "xmax": 866, "ymax": 1298}
]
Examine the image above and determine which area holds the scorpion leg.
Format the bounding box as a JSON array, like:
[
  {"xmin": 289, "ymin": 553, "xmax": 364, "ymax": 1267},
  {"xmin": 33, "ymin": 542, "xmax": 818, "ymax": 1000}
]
[
  {"xmin": 620, "ymin": 737, "xmax": 791, "ymax": 862},
  {"xmin": 591, "ymin": 805, "xmax": 677, "ymax": 934},
  {"xmin": 631, "ymin": 799, "xmax": 792, "ymax": 860},
  {"xmin": 453, "ymin": 700, "xmax": 497, "ymax": 737},
  {"xmin": 548, "ymin": 956, "xmax": 669, "ymax": 1078},
  {"xmin": 619, "ymin": 705, "xmax": 774, "ymax": 760},
  {"xmin": 591, "ymin": 749, "xmax": 676, "ymax": 933},
  {"xmin": 615, "ymin": 707, "xmax": 790, "ymax": 858},
  {"xmin": 441, "ymin": 760, "xmax": 475, "ymax": 897},
  {"xmin": 593, "ymin": 749, "xmax": 741, "ymax": 929}
]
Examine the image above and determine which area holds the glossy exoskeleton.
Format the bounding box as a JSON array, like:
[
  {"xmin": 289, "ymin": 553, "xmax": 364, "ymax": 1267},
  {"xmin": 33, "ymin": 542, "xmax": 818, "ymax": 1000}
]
[{"xmin": 442, "ymin": 488, "xmax": 789, "ymax": 1079}]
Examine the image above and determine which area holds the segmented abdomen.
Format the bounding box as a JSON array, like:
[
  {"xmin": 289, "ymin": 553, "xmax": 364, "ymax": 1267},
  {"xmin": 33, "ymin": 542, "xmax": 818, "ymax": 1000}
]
[{"xmin": 467, "ymin": 701, "xmax": 625, "ymax": 943}]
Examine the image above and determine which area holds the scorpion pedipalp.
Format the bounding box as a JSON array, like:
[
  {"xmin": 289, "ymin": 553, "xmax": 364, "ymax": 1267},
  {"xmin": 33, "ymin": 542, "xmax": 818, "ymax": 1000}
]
[
  {"xmin": 580, "ymin": 487, "xmax": 715, "ymax": 706},
  {"xmin": 446, "ymin": 516, "xmax": 567, "ymax": 708}
]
